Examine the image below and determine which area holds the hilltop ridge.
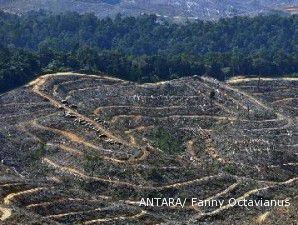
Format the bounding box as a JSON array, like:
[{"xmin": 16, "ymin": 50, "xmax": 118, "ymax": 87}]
[{"xmin": 0, "ymin": 0, "xmax": 297, "ymax": 19}]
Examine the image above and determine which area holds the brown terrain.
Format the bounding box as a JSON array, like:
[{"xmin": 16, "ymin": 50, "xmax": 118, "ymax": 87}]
[{"xmin": 0, "ymin": 73, "xmax": 297, "ymax": 224}]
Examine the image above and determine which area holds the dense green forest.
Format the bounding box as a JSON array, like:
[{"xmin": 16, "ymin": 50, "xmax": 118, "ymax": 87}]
[{"xmin": 0, "ymin": 11, "xmax": 297, "ymax": 93}]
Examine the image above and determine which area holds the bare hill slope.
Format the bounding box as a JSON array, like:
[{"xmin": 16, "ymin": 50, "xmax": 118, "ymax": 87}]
[
  {"xmin": 0, "ymin": 73, "xmax": 297, "ymax": 224},
  {"xmin": 0, "ymin": 0, "xmax": 297, "ymax": 19}
]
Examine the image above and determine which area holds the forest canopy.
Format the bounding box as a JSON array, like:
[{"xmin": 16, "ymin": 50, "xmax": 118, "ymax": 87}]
[{"xmin": 0, "ymin": 11, "xmax": 297, "ymax": 93}]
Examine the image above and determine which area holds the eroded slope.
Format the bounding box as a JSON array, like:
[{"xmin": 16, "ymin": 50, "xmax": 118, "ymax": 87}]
[{"xmin": 0, "ymin": 73, "xmax": 297, "ymax": 224}]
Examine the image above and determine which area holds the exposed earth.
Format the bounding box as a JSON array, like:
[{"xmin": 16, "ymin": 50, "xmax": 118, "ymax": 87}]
[{"xmin": 0, "ymin": 72, "xmax": 297, "ymax": 224}]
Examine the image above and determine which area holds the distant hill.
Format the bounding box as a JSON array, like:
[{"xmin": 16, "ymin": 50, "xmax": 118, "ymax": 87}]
[{"xmin": 0, "ymin": 0, "xmax": 297, "ymax": 19}]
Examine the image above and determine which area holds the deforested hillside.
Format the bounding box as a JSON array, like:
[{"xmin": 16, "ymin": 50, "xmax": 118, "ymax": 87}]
[{"xmin": 0, "ymin": 72, "xmax": 297, "ymax": 224}]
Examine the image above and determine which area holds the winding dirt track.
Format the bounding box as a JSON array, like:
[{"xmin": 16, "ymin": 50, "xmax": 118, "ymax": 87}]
[
  {"xmin": 45, "ymin": 207, "xmax": 104, "ymax": 219},
  {"xmin": 216, "ymin": 77, "xmax": 294, "ymax": 127},
  {"xmin": 3, "ymin": 187, "xmax": 47, "ymax": 205},
  {"xmin": 43, "ymin": 157, "xmax": 223, "ymax": 190},
  {"xmin": 25, "ymin": 198, "xmax": 84, "ymax": 208},
  {"xmin": 227, "ymin": 77, "xmax": 298, "ymax": 84},
  {"xmin": 257, "ymin": 211, "xmax": 270, "ymax": 224},
  {"xmin": 0, "ymin": 206, "xmax": 12, "ymax": 221},
  {"xmin": 192, "ymin": 182, "xmax": 239, "ymax": 211},
  {"xmin": 30, "ymin": 74, "xmax": 150, "ymax": 164},
  {"xmin": 83, "ymin": 210, "xmax": 147, "ymax": 224},
  {"xmin": 193, "ymin": 177, "xmax": 298, "ymax": 220},
  {"xmin": 27, "ymin": 120, "xmax": 150, "ymax": 164},
  {"xmin": 31, "ymin": 75, "xmax": 140, "ymax": 149},
  {"xmin": 7, "ymin": 73, "xmax": 293, "ymax": 224}
]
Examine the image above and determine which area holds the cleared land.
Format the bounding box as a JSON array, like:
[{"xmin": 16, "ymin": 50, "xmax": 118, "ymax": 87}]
[{"xmin": 0, "ymin": 73, "xmax": 297, "ymax": 224}]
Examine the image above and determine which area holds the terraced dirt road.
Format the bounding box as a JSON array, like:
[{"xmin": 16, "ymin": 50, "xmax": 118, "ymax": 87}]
[{"xmin": 0, "ymin": 73, "xmax": 297, "ymax": 224}]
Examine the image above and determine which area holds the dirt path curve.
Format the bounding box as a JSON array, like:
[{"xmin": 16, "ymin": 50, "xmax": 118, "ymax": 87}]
[
  {"xmin": 227, "ymin": 77, "xmax": 298, "ymax": 84},
  {"xmin": 29, "ymin": 120, "xmax": 150, "ymax": 164},
  {"xmin": 206, "ymin": 77, "xmax": 294, "ymax": 129},
  {"xmin": 43, "ymin": 157, "xmax": 223, "ymax": 190},
  {"xmin": 45, "ymin": 207, "xmax": 104, "ymax": 219},
  {"xmin": 32, "ymin": 120, "xmax": 100, "ymax": 149},
  {"xmin": 31, "ymin": 75, "xmax": 129, "ymax": 146},
  {"xmin": 26, "ymin": 198, "xmax": 84, "ymax": 208},
  {"xmin": 271, "ymin": 97, "xmax": 297, "ymax": 104},
  {"xmin": 3, "ymin": 187, "xmax": 47, "ymax": 205},
  {"xmin": 110, "ymin": 114, "xmax": 235, "ymax": 124},
  {"xmin": 0, "ymin": 206, "xmax": 12, "ymax": 221},
  {"xmin": 192, "ymin": 177, "xmax": 297, "ymax": 220},
  {"xmin": 192, "ymin": 182, "xmax": 239, "ymax": 212},
  {"xmin": 93, "ymin": 105, "xmax": 194, "ymax": 115},
  {"xmin": 83, "ymin": 210, "xmax": 147, "ymax": 224},
  {"xmin": 30, "ymin": 74, "xmax": 150, "ymax": 163}
]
